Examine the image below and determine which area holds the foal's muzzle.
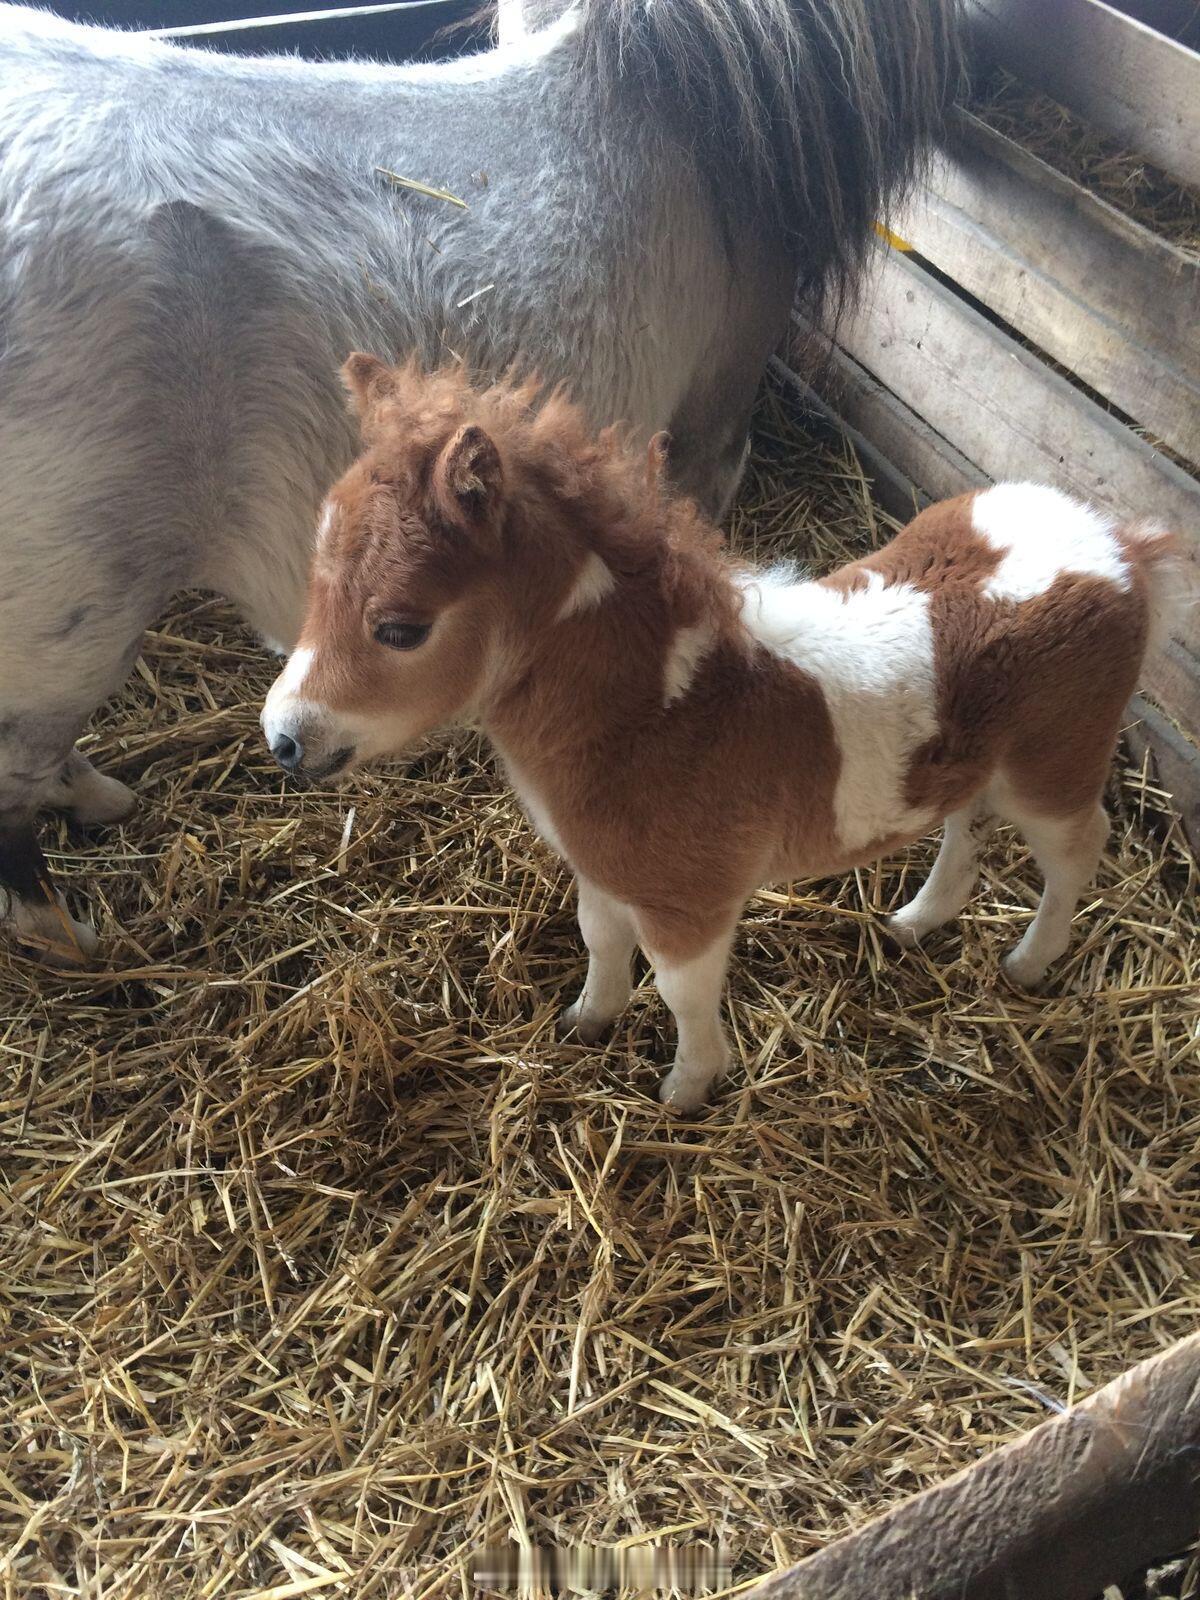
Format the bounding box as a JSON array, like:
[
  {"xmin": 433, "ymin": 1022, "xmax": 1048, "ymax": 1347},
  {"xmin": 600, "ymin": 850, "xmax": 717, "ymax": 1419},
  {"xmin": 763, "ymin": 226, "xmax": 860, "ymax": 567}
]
[
  {"xmin": 270, "ymin": 732, "xmax": 303, "ymax": 772},
  {"xmin": 268, "ymin": 734, "xmax": 354, "ymax": 782}
]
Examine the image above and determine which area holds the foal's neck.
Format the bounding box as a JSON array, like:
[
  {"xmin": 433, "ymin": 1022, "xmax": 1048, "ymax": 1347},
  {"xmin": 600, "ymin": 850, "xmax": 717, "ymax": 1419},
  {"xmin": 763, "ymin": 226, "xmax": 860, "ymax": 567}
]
[{"xmin": 484, "ymin": 526, "xmax": 740, "ymax": 770}]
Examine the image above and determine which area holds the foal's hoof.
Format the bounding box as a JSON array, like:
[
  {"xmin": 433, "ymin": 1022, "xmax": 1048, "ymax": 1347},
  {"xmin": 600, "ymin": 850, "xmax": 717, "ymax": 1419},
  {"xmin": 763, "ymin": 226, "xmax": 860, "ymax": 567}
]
[
  {"xmin": 1001, "ymin": 948, "xmax": 1049, "ymax": 991},
  {"xmin": 884, "ymin": 911, "xmax": 923, "ymax": 952},
  {"xmin": 657, "ymin": 1065, "xmax": 712, "ymax": 1116},
  {"xmin": 559, "ymin": 1000, "xmax": 610, "ymax": 1046}
]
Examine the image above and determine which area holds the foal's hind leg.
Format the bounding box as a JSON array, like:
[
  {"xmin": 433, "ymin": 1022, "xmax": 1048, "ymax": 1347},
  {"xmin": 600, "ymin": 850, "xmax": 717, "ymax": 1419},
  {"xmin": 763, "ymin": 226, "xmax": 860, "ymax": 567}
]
[
  {"xmin": 1001, "ymin": 802, "xmax": 1110, "ymax": 988},
  {"xmin": 889, "ymin": 806, "xmax": 995, "ymax": 949},
  {"xmin": 0, "ymin": 813, "xmax": 98, "ymax": 966}
]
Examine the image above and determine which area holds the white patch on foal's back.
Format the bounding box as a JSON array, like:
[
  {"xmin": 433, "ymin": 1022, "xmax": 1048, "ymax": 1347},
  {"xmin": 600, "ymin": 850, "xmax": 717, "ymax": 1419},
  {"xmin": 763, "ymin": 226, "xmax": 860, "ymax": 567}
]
[
  {"xmin": 972, "ymin": 484, "xmax": 1129, "ymax": 602},
  {"xmin": 557, "ymin": 552, "xmax": 616, "ymax": 621},
  {"xmin": 737, "ymin": 569, "xmax": 938, "ymax": 852},
  {"xmin": 663, "ymin": 622, "xmax": 714, "ymax": 706}
]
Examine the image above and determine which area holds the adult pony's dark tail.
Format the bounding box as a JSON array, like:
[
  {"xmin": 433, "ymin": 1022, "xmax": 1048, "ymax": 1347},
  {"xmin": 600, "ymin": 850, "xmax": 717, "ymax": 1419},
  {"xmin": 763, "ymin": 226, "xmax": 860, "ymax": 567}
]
[{"xmin": 561, "ymin": 0, "xmax": 963, "ymax": 310}]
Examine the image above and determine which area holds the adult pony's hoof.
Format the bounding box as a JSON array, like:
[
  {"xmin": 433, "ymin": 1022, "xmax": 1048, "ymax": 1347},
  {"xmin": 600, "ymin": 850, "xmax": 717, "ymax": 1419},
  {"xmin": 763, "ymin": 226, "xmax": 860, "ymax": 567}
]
[
  {"xmin": 4, "ymin": 892, "xmax": 99, "ymax": 967},
  {"xmin": 44, "ymin": 752, "xmax": 136, "ymax": 826}
]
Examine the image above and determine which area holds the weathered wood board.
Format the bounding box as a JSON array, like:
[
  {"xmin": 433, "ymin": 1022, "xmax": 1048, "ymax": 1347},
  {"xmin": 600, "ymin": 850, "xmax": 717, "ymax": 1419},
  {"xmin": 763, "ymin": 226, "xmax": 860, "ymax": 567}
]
[
  {"xmin": 744, "ymin": 1333, "xmax": 1200, "ymax": 1600},
  {"xmin": 967, "ymin": 0, "xmax": 1200, "ymax": 188},
  {"xmin": 1112, "ymin": 0, "xmax": 1200, "ymax": 44},
  {"xmin": 772, "ymin": 347, "xmax": 986, "ymax": 517},
  {"xmin": 896, "ymin": 110, "xmax": 1200, "ymax": 467},
  {"xmin": 820, "ymin": 246, "xmax": 1200, "ymax": 555}
]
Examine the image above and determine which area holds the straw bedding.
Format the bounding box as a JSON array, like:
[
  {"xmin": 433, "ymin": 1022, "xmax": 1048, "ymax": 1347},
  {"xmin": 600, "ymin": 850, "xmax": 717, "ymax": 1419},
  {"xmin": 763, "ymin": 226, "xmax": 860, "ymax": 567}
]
[{"xmin": 2, "ymin": 372, "xmax": 1198, "ymax": 1598}]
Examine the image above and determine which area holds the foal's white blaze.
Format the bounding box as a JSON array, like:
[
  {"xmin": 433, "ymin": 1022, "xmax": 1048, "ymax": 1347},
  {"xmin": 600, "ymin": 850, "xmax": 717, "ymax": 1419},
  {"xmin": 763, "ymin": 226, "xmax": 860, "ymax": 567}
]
[
  {"xmin": 662, "ymin": 622, "xmax": 714, "ymax": 706},
  {"xmin": 276, "ymin": 645, "xmax": 315, "ymax": 699},
  {"xmin": 262, "ymin": 646, "xmax": 322, "ymax": 746},
  {"xmin": 557, "ymin": 552, "xmax": 616, "ymax": 621},
  {"xmin": 737, "ymin": 570, "xmax": 938, "ymax": 852},
  {"xmin": 973, "ymin": 484, "xmax": 1129, "ymax": 603}
]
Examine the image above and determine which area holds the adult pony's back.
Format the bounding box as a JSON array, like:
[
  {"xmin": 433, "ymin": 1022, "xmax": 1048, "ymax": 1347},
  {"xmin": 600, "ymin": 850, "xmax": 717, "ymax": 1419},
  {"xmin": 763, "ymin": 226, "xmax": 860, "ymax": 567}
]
[{"xmin": 0, "ymin": 0, "xmax": 960, "ymax": 955}]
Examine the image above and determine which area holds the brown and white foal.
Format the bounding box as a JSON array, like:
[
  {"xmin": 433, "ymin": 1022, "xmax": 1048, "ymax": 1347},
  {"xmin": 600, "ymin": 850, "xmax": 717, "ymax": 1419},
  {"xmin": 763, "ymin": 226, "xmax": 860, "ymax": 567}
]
[{"xmin": 264, "ymin": 358, "xmax": 1180, "ymax": 1111}]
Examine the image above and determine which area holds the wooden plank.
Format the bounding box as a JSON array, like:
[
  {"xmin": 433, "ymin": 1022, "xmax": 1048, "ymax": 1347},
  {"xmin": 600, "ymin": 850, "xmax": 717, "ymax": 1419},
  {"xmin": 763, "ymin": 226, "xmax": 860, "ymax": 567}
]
[
  {"xmin": 143, "ymin": 0, "xmax": 455, "ymax": 35},
  {"xmin": 745, "ymin": 1334, "xmax": 1200, "ymax": 1600},
  {"xmin": 768, "ymin": 356, "xmax": 931, "ymax": 523},
  {"xmin": 138, "ymin": 0, "xmax": 482, "ymax": 58},
  {"xmin": 1127, "ymin": 696, "xmax": 1200, "ymax": 849},
  {"xmin": 829, "ymin": 247, "xmax": 1200, "ymax": 736},
  {"xmin": 774, "ymin": 343, "xmax": 987, "ymax": 512},
  {"xmin": 829, "ymin": 247, "xmax": 1200, "ymax": 572},
  {"xmin": 1112, "ymin": 0, "xmax": 1200, "ymax": 45},
  {"xmin": 897, "ymin": 111, "xmax": 1200, "ymax": 466},
  {"xmin": 967, "ymin": 0, "xmax": 1200, "ymax": 188}
]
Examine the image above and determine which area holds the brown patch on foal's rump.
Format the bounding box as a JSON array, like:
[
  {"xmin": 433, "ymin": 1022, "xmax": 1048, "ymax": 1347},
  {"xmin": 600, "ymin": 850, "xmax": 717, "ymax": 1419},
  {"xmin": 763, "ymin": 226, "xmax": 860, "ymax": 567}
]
[
  {"xmin": 995, "ymin": 566, "xmax": 1158, "ymax": 816},
  {"xmin": 906, "ymin": 561, "xmax": 1155, "ymax": 822},
  {"xmin": 819, "ymin": 493, "xmax": 1002, "ymax": 597},
  {"xmin": 818, "ymin": 491, "xmax": 1156, "ymax": 825}
]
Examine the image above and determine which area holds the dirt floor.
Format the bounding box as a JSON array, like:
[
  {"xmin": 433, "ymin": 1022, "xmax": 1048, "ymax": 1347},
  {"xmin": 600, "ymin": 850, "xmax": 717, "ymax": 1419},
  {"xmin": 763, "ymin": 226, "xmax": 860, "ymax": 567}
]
[{"xmin": 1, "ymin": 377, "xmax": 1199, "ymax": 1599}]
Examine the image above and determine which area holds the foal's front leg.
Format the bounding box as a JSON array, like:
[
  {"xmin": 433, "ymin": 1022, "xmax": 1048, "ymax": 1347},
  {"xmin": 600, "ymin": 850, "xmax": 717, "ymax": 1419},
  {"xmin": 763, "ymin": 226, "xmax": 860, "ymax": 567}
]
[
  {"xmin": 649, "ymin": 920, "xmax": 737, "ymax": 1114},
  {"xmin": 561, "ymin": 877, "xmax": 638, "ymax": 1044}
]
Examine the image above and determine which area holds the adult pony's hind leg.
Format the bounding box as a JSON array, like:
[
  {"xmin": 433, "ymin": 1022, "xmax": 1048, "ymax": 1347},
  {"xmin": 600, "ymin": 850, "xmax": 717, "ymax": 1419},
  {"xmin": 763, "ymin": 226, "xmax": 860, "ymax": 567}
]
[
  {"xmin": 0, "ymin": 813, "xmax": 98, "ymax": 966},
  {"xmin": 0, "ymin": 627, "xmax": 148, "ymax": 962},
  {"xmin": 39, "ymin": 749, "xmax": 136, "ymax": 825}
]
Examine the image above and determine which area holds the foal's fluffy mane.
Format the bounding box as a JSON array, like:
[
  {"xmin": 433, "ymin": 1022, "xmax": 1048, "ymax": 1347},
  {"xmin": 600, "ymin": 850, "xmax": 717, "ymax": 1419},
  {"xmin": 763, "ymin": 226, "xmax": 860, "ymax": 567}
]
[{"xmin": 367, "ymin": 361, "xmax": 743, "ymax": 632}]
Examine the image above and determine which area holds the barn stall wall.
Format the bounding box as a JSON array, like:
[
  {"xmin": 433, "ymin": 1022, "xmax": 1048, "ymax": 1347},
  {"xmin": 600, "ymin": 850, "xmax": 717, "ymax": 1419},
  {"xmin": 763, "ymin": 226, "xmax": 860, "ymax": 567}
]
[{"xmin": 45, "ymin": 0, "xmax": 482, "ymax": 58}]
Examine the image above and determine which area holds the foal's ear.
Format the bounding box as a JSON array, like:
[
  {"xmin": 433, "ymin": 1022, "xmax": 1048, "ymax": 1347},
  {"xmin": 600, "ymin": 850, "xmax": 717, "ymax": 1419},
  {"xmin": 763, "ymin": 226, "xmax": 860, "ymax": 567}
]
[
  {"xmin": 433, "ymin": 424, "xmax": 504, "ymax": 538},
  {"xmin": 341, "ymin": 352, "xmax": 394, "ymax": 420}
]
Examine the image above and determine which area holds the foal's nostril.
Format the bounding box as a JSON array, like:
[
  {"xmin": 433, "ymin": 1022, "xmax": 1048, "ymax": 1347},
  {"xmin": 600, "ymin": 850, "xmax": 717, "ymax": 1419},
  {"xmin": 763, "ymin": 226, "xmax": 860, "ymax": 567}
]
[{"xmin": 271, "ymin": 733, "xmax": 303, "ymax": 772}]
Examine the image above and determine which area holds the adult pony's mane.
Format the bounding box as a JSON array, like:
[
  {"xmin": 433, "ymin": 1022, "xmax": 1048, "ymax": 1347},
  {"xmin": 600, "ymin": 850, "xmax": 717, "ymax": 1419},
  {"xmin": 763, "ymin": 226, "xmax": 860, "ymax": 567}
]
[{"xmin": 520, "ymin": 0, "xmax": 963, "ymax": 311}]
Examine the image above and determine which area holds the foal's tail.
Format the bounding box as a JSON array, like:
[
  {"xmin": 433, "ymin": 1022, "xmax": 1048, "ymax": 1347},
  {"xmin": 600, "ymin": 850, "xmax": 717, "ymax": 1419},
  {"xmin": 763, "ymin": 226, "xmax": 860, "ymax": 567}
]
[
  {"xmin": 559, "ymin": 0, "xmax": 963, "ymax": 311},
  {"xmin": 1122, "ymin": 522, "xmax": 1194, "ymax": 665}
]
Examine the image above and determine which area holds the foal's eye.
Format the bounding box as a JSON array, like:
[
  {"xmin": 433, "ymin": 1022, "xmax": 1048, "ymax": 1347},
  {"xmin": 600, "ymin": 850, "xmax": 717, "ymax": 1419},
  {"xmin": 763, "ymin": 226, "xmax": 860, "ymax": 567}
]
[{"xmin": 374, "ymin": 620, "xmax": 432, "ymax": 651}]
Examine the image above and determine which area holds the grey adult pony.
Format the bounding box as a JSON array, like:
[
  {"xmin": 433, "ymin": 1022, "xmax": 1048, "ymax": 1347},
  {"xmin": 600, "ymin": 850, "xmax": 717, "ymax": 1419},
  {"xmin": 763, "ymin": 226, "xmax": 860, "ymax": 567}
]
[{"xmin": 0, "ymin": 0, "xmax": 960, "ymax": 958}]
